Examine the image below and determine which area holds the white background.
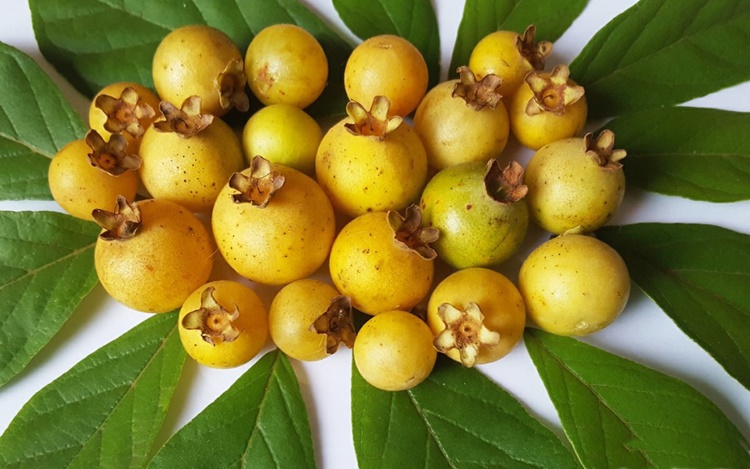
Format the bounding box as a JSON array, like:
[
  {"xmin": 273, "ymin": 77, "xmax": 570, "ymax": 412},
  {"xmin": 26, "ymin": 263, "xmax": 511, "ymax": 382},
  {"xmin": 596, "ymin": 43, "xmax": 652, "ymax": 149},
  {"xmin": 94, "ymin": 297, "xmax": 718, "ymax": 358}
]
[{"xmin": 1, "ymin": 1, "xmax": 749, "ymax": 468}]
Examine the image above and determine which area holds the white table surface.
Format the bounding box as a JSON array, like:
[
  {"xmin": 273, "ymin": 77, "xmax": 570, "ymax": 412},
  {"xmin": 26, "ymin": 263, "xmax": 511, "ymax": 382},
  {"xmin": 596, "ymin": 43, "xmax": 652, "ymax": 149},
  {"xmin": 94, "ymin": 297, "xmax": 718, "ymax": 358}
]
[{"xmin": 1, "ymin": 1, "xmax": 749, "ymax": 468}]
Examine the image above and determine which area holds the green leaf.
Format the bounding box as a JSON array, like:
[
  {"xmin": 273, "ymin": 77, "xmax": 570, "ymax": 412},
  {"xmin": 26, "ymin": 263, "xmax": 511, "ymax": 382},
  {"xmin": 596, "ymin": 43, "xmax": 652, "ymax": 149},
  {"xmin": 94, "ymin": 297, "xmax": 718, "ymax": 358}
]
[
  {"xmin": 597, "ymin": 223, "xmax": 750, "ymax": 392},
  {"xmin": 525, "ymin": 328, "xmax": 750, "ymax": 468},
  {"xmin": 149, "ymin": 350, "xmax": 315, "ymax": 469},
  {"xmin": 570, "ymin": 0, "xmax": 750, "ymax": 119},
  {"xmin": 0, "ymin": 311, "xmax": 186, "ymax": 469},
  {"xmin": 332, "ymin": 0, "xmax": 440, "ymax": 87},
  {"xmin": 450, "ymin": 0, "xmax": 588, "ymax": 77},
  {"xmin": 0, "ymin": 43, "xmax": 86, "ymax": 201},
  {"xmin": 29, "ymin": 0, "xmax": 352, "ymax": 117},
  {"xmin": 0, "ymin": 211, "xmax": 99, "ymax": 387},
  {"xmin": 604, "ymin": 107, "xmax": 750, "ymax": 202},
  {"xmin": 351, "ymin": 356, "xmax": 578, "ymax": 469}
]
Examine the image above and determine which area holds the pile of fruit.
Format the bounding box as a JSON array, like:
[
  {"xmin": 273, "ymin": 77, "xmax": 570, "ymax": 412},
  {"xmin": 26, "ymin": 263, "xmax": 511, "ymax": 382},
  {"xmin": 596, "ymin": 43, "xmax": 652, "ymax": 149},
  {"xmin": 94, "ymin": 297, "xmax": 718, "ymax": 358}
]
[{"xmin": 47, "ymin": 23, "xmax": 631, "ymax": 391}]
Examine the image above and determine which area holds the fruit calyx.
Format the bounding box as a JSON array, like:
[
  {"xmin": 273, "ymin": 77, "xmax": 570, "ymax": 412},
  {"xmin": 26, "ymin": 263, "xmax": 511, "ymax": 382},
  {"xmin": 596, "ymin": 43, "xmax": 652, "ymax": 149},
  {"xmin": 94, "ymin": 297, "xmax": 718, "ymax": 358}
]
[
  {"xmin": 585, "ymin": 130, "xmax": 627, "ymax": 170},
  {"xmin": 92, "ymin": 195, "xmax": 141, "ymax": 241},
  {"xmin": 85, "ymin": 130, "xmax": 142, "ymax": 175},
  {"xmin": 182, "ymin": 286, "xmax": 241, "ymax": 345},
  {"xmin": 453, "ymin": 66, "xmax": 503, "ymax": 111},
  {"xmin": 229, "ymin": 155, "xmax": 285, "ymax": 207},
  {"xmin": 387, "ymin": 204, "xmax": 439, "ymax": 260},
  {"xmin": 484, "ymin": 160, "xmax": 528, "ymax": 204},
  {"xmin": 344, "ymin": 96, "xmax": 403, "ymax": 139},
  {"xmin": 524, "ymin": 65, "xmax": 584, "ymax": 116},
  {"xmin": 153, "ymin": 96, "xmax": 214, "ymax": 138},
  {"xmin": 95, "ymin": 86, "xmax": 156, "ymax": 138},
  {"xmin": 216, "ymin": 58, "xmax": 250, "ymax": 113},
  {"xmin": 517, "ymin": 25, "xmax": 553, "ymax": 71},
  {"xmin": 309, "ymin": 295, "xmax": 357, "ymax": 354},
  {"xmin": 433, "ymin": 302, "xmax": 500, "ymax": 367}
]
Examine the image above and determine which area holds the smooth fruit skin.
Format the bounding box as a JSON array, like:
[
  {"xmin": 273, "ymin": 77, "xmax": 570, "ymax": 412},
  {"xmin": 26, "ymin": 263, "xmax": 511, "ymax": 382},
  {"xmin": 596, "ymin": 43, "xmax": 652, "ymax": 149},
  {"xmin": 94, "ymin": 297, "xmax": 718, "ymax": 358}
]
[
  {"xmin": 95, "ymin": 199, "xmax": 214, "ymax": 313},
  {"xmin": 519, "ymin": 234, "xmax": 630, "ymax": 336},
  {"xmin": 329, "ymin": 211, "xmax": 433, "ymax": 315},
  {"xmin": 468, "ymin": 30, "xmax": 532, "ymax": 99},
  {"xmin": 269, "ymin": 279, "xmax": 340, "ymax": 361},
  {"xmin": 212, "ymin": 164, "xmax": 335, "ymax": 286},
  {"xmin": 427, "ymin": 268, "xmax": 526, "ymax": 365},
  {"xmin": 414, "ymin": 80, "xmax": 509, "ymax": 170},
  {"xmin": 139, "ymin": 117, "xmax": 244, "ymax": 212},
  {"xmin": 242, "ymin": 104, "xmax": 322, "ymax": 175},
  {"xmin": 152, "ymin": 25, "xmax": 243, "ymax": 117},
  {"xmin": 353, "ymin": 310, "xmax": 436, "ymax": 391},
  {"xmin": 48, "ymin": 139, "xmax": 138, "ymax": 220},
  {"xmin": 420, "ymin": 162, "xmax": 528, "ymax": 269},
  {"xmin": 315, "ymin": 119, "xmax": 428, "ymax": 218},
  {"xmin": 525, "ymin": 138, "xmax": 625, "ymax": 234},
  {"xmin": 245, "ymin": 24, "xmax": 328, "ymax": 109},
  {"xmin": 344, "ymin": 35, "xmax": 428, "ymax": 117}
]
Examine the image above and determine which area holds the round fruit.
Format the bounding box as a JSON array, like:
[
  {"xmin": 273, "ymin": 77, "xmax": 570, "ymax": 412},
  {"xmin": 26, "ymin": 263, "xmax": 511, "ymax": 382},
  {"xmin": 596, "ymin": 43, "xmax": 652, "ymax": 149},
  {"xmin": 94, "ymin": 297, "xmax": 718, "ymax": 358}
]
[
  {"xmin": 329, "ymin": 206, "xmax": 437, "ymax": 315},
  {"xmin": 179, "ymin": 281, "xmax": 268, "ymax": 368},
  {"xmin": 519, "ymin": 233, "xmax": 630, "ymax": 336},
  {"xmin": 94, "ymin": 197, "xmax": 214, "ymax": 313},
  {"xmin": 269, "ymin": 279, "xmax": 355, "ymax": 361},
  {"xmin": 420, "ymin": 159, "xmax": 528, "ymax": 269},
  {"xmin": 152, "ymin": 24, "xmax": 248, "ymax": 116},
  {"xmin": 525, "ymin": 131, "xmax": 626, "ymax": 234},
  {"xmin": 242, "ymin": 104, "xmax": 322, "ymax": 175},
  {"xmin": 353, "ymin": 310, "xmax": 436, "ymax": 391},
  {"xmin": 344, "ymin": 34, "xmax": 428, "ymax": 117},
  {"xmin": 48, "ymin": 136, "xmax": 139, "ymax": 220},
  {"xmin": 212, "ymin": 156, "xmax": 336, "ymax": 286},
  {"xmin": 245, "ymin": 24, "xmax": 328, "ymax": 109},
  {"xmin": 427, "ymin": 267, "xmax": 525, "ymax": 366},
  {"xmin": 509, "ymin": 64, "xmax": 587, "ymax": 150},
  {"xmin": 414, "ymin": 67, "xmax": 509, "ymax": 170},
  {"xmin": 316, "ymin": 97, "xmax": 428, "ymax": 217}
]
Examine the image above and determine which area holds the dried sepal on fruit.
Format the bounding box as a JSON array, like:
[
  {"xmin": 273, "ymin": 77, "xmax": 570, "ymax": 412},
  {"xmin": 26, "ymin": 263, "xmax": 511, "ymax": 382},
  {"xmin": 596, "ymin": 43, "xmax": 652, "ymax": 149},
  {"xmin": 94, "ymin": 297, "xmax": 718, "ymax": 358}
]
[
  {"xmin": 452, "ymin": 66, "xmax": 503, "ymax": 111},
  {"xmin": 85, "ymin": 130, "xmax": 141, "ymax": 175},
  {"xmin": 91, "ymin": 195, "xmax": 141, "ymax": 241},
  {"xmin": 344, "ymin": 96, "xmax": 403, "ymax": 139},
  {"xmin": 181, "ymin": 286, "xmax": 241, "ymax": 345},
  {"xmin": 216, "ymin": 58, "xmax": 250, "ymax": 112},
  {"xmin": 309, "ymin": 295, "xmax": 357, "ymax": 354},
  {"xmin": 229, "ymin": 155, "xmax": 286, "ymax": 207},
  {"xmin": 484, "ymin": 159, "xmax": 528, "ymax": 203},
  {"xmin": 433, "ymin": 302, "xmax": 500, "ymax": 367},
  {"xmin": 585, "ymin": 130, "xmax": 627, "ymax": 170},
  {"xmin": 517, "ymin": 25, "xmax": 553, "ymax": 71},
  {"xmin": 525, "ymin": 65, "xmax": 584, "ymax": 116},
  {"xmin": 387, "ymin": 204, "xmax": 439, "ymax": 260},
  {"xmin": 94, "ymin": 86, "xmax": 156, "ymax": 138},
  {"xmin": 153, "ymin": 96, "xmax": 214, "ymax": 138}
]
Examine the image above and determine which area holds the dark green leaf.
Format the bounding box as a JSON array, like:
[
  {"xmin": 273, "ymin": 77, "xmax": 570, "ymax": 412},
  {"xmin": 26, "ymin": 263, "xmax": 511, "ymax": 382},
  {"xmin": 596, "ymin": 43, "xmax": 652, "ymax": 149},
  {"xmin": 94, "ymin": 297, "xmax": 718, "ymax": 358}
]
[
  {"xmin": 570, "ymin": 0, "xmax": 750, "ymax": 118},
  {"xmin": 150, "ymin": 350, "xmax": 315, "ymax": 469},
  {"xmin": 604, "ymin": 107, "xmax": 750, "ymax": 202},
  {"xmin": 0, "ymin": 42, "xmax": 86, "ymax": 200},
  {"xmin": 526, "ymin": 328, "xmax": 750, "ymax": 468},
  {"xmin": 450, "ymin": 0, "xmax": 588, "ymax": 77},
  {"xmin": 351, "ymin": 356, "xmax": 578, "ymax": 469},
  {"xmin": 332, "ymin": 0, "xmax": 440, "ymax": 87},
  {"xmin": 0, "ymin": 311, "xmax": 186, "ymax": 469},
  {"xmin": 29, "ymin": 0, "xmax": 352, "ymax": 117},
  {"xmin": 0, "ymin": 211, "xmax": 99, "ymax": 387},
  {"xmin": 597, "ymin": 223, "xmax": 750, "ymax": 391}
]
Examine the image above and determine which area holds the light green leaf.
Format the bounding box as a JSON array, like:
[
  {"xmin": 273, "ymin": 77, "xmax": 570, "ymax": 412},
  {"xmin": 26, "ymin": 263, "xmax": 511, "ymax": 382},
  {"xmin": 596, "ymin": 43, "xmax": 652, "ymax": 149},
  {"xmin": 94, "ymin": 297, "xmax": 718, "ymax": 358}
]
[
  {"xmin": 570, "ymin": 0, "xmax": 750, "ymax": 118},
  {"xmin": 149, "ymin": 350, "xmax": 315, "ymax": 469},
  {"xmin": 597, "ymin": 223, "xmax": 750, "ymax": 391},
  {"xmin": 352, "ymin": 356, "xmax": 578, "ymax": 469},
  {"xmin": 526, "ymin": 328, "xmax": 750, "ymax": 468},
  {"xmin": 0, "ymin": 42, "xmax": 86, "ymax": 200},
  {"xmin": 604, "ymin": 107, "xmax": 750, "ymax": 202},
  {"xmin": 332, "ymin": 0, "xmax": 440, "ymax": 87},
  {"xmin": 0, "ymin": 211, "xmax": 99, "ymax": 387},
  {"xmin": 0, "ymin": 311, "xmax": 186, "ymax": 469},
  {"xmin": 450, "ymin": 0, "xmax": 588, "ymax": 77}
]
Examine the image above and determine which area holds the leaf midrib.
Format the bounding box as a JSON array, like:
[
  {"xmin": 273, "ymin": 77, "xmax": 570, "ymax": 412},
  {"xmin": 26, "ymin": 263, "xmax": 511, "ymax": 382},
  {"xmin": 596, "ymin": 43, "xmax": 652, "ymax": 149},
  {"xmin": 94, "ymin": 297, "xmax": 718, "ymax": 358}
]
[{"xmin": 0, "ymin": 242, "xmax": 95, "ymax": 293}]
